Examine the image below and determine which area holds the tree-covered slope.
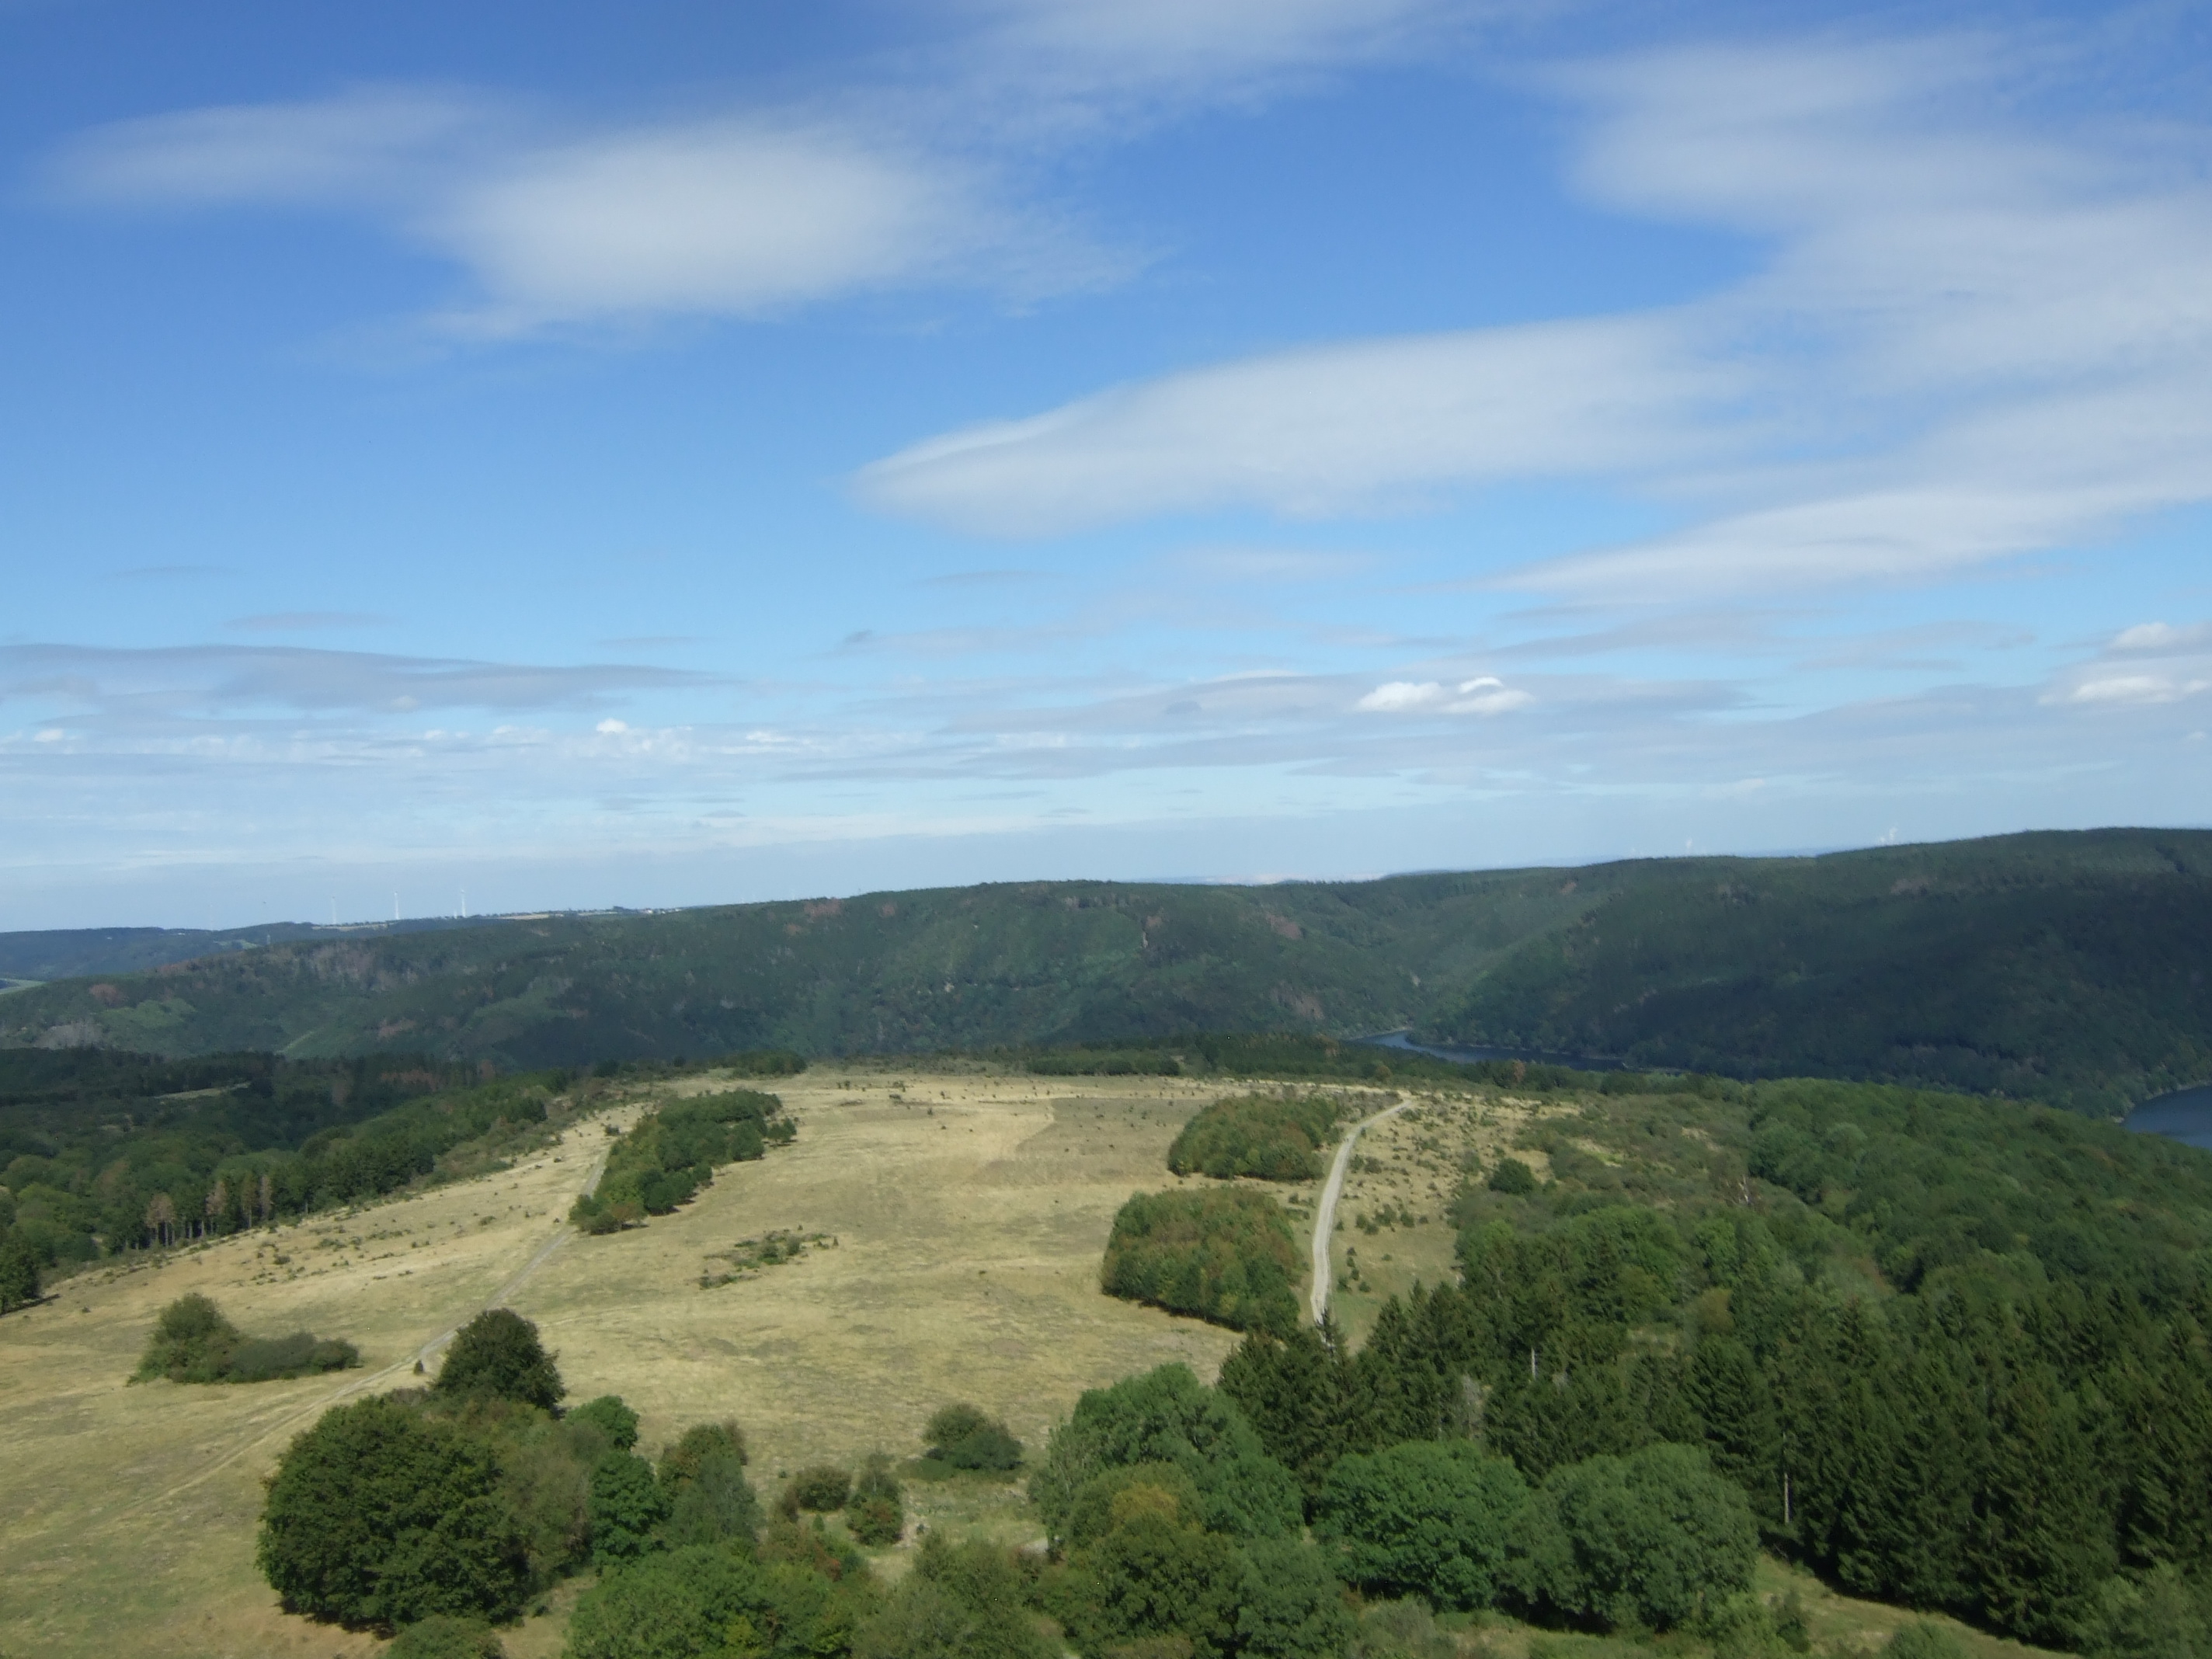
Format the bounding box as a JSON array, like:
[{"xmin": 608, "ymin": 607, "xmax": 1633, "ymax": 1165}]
[
  {"xmin": 0, "ymin": 873, "xmax": 1591, "ymax": 1070},
  {"xmin": 1426, "ymin": 829, "xmax": 2212, "ymax": 1114},
  {"xmin": 2, "ymin": 829, "xmax": 2208, "ymax": 1111}
]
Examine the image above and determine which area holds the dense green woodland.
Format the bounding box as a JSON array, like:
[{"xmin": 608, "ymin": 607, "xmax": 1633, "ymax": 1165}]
[
  {"xmin": 1216, "ymin": 1073, "xmax": 2212, "ymax": 1651},
  {"xmin": 0, "ymin": 1048, "xmax": 570, "ymax": 1299},
  {"xmin": 4, "ymin": 829, "xmax": 2208, "ymax": 1111},
  {"xmin": 570, "ymin": 1089, "xmax": 793, "ymax": 1232}
]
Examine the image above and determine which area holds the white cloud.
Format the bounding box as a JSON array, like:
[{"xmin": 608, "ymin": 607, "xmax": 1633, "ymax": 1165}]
[
  {"xmin": 47, "ymin": 91, "xmax": 1102, "ymax": 330},
  {"xmin": 2112, "ymin": 621, "xmax": 2212, "ymax": 653},
  {"xmin": 0, "ymin": 642, "xmax": 695, "ymax": 719},
  {"xmin": 50, "ymin": 86, "xmax": 492, "ymax": 207},
  {"xmin": 2057, "ymin": 674, "xmax": 2210, "ymax": 706},
  {"xmin": 1355, "ymin": 674, "xmax": 1530, "ymax": 714},
  {"xmin": 1357, "ymin": 680, "xmax": 1443, "ymax": 710},
  {"xmin": 426, "ymin": 121, "xmax": 1007, "ymax": 329},
  {"xmin": 859, "ymin": 316, "xmax": 1740, "ymax": 534},
  {"xmin": 861, "ymin": 35, "xmax": 2212, "ymax": 594},
  {"xmin": 960, "ymin": 0, "xmax": 1472, "ymax": 113}
]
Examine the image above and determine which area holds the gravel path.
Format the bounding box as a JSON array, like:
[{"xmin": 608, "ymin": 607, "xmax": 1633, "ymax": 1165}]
[{"xmin": 1309, "ymin": 1097, "xmax": 1411, "ymax": 1326}]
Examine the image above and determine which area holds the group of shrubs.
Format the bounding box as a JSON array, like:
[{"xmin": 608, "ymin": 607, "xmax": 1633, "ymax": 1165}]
[
  {"xmin": 570, "ymin": 1088, "xmax": 794, "ymax": 1232},
  {"xmin": 134, "ymin": 1292, "xmax": 358, "ymax": 1383},
  {"xmin": 1167, "ymin": 1093, "xmax": 1348, "ymax": 1181},
  {"xmin": 1101, "ymin": 1188, "xmax": 1305, "ymax": 1337},
  {"xmin": 995, "ymin": 1362, "xmax": 1774, "ymax": 1659},
  {"xmin": 250, "ymin": 1305, "xmax": 1051, "ymax": 1656}
]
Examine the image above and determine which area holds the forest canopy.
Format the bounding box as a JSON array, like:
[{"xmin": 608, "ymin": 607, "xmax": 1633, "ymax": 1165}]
[
  {"xmin": 1167, "ymin": 1093, "xmax": 1348, "ymax": 1181},
  {"xmin": 1100, "ymin": 1188, "xmax": 1303, "ymax": 1337}
]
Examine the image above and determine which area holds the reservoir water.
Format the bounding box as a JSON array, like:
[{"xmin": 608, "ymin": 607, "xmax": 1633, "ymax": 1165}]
[{"xmin": 2125, "ymin": 1084, "xmax": 2212, "ymax": 1152}]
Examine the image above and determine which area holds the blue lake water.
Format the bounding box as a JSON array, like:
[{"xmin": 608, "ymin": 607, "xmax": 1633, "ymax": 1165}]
[{"xmin": 2124, "ymin": 1084, "xmax": 2212, "ymax": 1152}]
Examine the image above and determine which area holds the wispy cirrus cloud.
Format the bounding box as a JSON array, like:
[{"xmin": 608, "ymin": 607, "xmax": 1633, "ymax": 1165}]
[
  {"xmin": 0, "ymin": 642, "xmax": 697, "ymax": 721},
  {"xmin": 39, "ymin": 2, "xmax": 1488, "ymax": 335},
  {"xmin": 48, "ymin": 87, "xmax": 1099, "ymax": 332},
  {"xmin": 860, "ymin": 33, "xmax": 2212, "ymax": 596}
]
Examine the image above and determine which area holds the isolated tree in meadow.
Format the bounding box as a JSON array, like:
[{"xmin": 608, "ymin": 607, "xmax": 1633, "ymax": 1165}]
[
  {"xmin": 258, "ymin": 1396, "xmax": 530, "ymax": 1628},
  {"xmin": 134, "ymin": 1292, "xmax": 242, "ymax": 1382},
  {"xmin": 925, "ymin": 1403, "xmax": 1024, "ymax": 1470},
  {"xmin": 434, "ymin": 1309, "xmax": 563, "ymax": 1410}
]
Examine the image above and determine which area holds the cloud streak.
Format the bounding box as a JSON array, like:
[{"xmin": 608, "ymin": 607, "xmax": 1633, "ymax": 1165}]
[{"xmin": 861, "ymin": 34, "xmax": 2212, "ymax": 595}]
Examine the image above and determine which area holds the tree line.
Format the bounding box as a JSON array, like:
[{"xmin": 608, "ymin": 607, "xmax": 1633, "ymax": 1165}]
[
  {"xmin": 570, "ymin": 1088, "xmax": 794, "ymax": 1232},
  {"xmin": 1216, "ymin": 1073, "xmax": 2212, "ymax": 1652}
]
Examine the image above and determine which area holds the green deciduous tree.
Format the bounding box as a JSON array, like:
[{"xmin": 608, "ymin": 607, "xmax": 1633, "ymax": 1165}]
[
  {"xmin": 257, "ymin": 1396, "xmax": 531, "ymax": 1629},
  {"xmin": 1233, "ymin": 1536, "xmax": 1356, "ymax": 1659},
  {"xmin": 588, "ymin": 1451, "xmax": 669, "ymax": 1566},
  {"xmin": 435, "ymin": 1309, "xmax": 564, "ymax": 1410},
  {"xmin": 855, "ymin": 1536, "xmax": 1054, "ymax": 1659},
  {"xmin": 1032, "ymin": 1365, "xmax": 1302, "ymax": 1547},
  {"xmin": 1511, "ymin": 1443, "xmax": 1758, "ymax": 1631},
  {"xmin": 568, "ymin": 1395, "xmax": 640, "ymax": 1450},
  {"xmin": 0, "ymin": 1234, "xmax": 41, "ymax": 1313},
  {"xmin": 1313, "ymin": 1440, "xmax": 1527, "ymax": 1610}
]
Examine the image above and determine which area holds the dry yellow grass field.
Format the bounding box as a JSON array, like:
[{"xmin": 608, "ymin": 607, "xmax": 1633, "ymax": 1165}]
[
  {"xmin": 0, "ymin": 1063, "xmax": 2060, "ymax": 1659},
  {"xmin": 0, "ymin": 1064, "xmax": 1250, "ymax": 1658}
]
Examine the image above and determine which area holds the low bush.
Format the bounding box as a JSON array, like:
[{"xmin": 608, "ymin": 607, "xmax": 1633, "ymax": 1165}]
[
  {"xmin": 784, "ymin": 1464, "xmax": 853, "ymax": 1515},
  {"xmin": 855, "ymin": 1534, "xmax": 1052, "ymax": 1659},
  {"xmin": 925, "ymin": 1403, "xmax": 1024, "ymax": 1471},
  {"xmin": 134, "ymin": 1293, "xmax": 358, "ymax": 1384},
  {"xmin": 1031, "ymin": 1364, "xmax": 1303, "ymax": 1546},
  {"xmin": 1101, "ymin": 1188, "xmax": 1303, "ymax": 1337},
  {"xmin": 1167, "ymin": 1094, "xmax": 1345, "ymax": 1181},
  {"xmin": 849, "ymin": 1454, "xmax": 906, "ymax": 1546},
  {"xmin": 565, "ymin": 1543, "xmax": 876, "ymax": 1659},
  {"xmin": 1487, "ymin": 1157, "xmax": 1539, "ymax": 1195}
]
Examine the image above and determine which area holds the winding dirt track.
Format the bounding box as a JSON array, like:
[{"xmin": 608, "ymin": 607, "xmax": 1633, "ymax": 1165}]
[
  {"xmin": 1308, "ymin": 1097, "xmax": 1411, "ymax": 1326},
  {"xmin": 106, "ymin": 1128, "xmax": 618, "ymax": 1525}
]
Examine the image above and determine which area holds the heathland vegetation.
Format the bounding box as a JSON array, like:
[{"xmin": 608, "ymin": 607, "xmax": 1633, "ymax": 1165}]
[{"xmin": 3, "ymin": 829, "xmax": 2207, "ymax": 1111}]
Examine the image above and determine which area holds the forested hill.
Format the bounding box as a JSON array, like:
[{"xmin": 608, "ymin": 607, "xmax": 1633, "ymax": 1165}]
[{"xmin": 2, "ymin": 826, "xmax": 2207, "ymax": 1112}]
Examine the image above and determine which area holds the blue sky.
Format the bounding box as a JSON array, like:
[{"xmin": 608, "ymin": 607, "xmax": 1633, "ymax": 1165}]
[{"xmin": 4, "ymin": 0, "xmax": 2210, "ymax": 930}]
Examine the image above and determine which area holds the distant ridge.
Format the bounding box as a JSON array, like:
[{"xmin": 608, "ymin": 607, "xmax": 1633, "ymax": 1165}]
[{"xmin": 2, "ymin": 827, "xmax": 2207, "ymax": 1115}]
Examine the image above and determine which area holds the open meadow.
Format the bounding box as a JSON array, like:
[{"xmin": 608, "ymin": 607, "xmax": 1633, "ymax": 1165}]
[
  {"xmin": 0, "ymin": 1063, "xmax": 1250, "ymax": 1658},
  {"xmin": 0, "ymin": 1063, "xmax": 2066, "ymax": 1659}
]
